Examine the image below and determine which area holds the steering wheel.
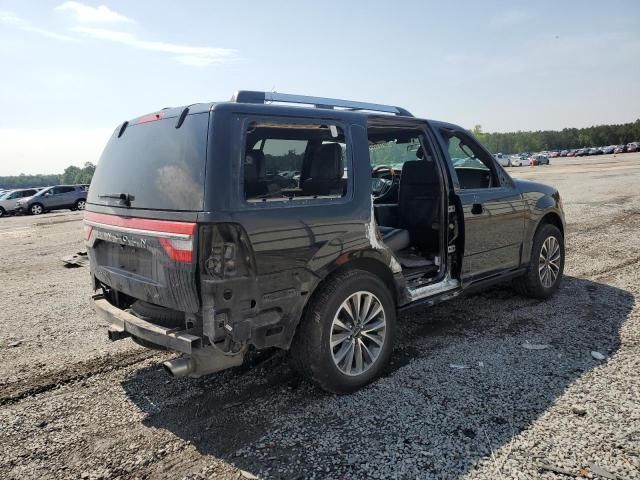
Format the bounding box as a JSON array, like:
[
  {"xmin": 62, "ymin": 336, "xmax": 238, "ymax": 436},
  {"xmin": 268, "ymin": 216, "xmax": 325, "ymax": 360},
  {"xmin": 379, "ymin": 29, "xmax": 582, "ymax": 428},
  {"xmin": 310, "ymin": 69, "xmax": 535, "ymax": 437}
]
[
  {"xmin": 371, "ymin": 165, "xmax": 396, "ymax": 199},
  {"xmin": 373, "ymin": 165, "xmax": 393, "ymax": 175}
]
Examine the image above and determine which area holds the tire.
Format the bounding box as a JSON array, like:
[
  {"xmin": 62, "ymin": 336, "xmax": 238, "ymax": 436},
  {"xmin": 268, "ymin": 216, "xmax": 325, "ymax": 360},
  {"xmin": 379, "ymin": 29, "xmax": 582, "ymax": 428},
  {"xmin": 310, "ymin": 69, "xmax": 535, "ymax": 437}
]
[
  {"xmin": 0, "ymin": 207, "xmax": 5, "ymax": 217},
  {"xmin": 130, "ymin": 300, "xmax": 184, "ymax": 329},
  {"xmin": 513, "ymin": 224, "xmax": 564, "ymax": 299},
  {"xmin": 289, "ymin": 269, "xmax": 396, "ymax": 394},
  {"xmin": 75, "ymin": 199, "xmax": 86, "ymax": 211},
  {"xmin": 30, "ymin": 203, "xmax": 43, "ymax": 215},
  {"xmin": 128, "ymin": 301, "xmax": 184, "ymax": 351}
]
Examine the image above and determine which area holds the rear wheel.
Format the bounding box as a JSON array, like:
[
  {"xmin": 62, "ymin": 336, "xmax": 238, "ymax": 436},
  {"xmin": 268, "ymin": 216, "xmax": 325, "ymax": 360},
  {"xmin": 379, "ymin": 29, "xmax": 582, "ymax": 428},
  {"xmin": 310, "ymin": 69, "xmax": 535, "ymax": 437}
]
[
  {"xmin": 0, "ymin": 207, "xmax": 5, "ymax": 217},
  {"xmin": 75, "ymin": 199, "xmax": 86, "ymax": 210},
  {"xmin": 513, "ymin": 224, "xmax": 564, "ymax": 298},
  {"xmin": 30, "ymin": 203, "xmax": 43, "ymax": 215},
  {"xmin": 290, "ymin": 270, "xmax": 396, "ymax": 394}
]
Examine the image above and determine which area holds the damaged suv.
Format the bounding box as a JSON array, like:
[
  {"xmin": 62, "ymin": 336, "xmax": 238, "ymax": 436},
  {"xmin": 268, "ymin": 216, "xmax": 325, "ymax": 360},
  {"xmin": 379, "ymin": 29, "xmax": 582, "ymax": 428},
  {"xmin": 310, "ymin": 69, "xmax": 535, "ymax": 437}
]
[{"xmin": 86, "ymin": 91, "xmax": 565, "ymax": 393}]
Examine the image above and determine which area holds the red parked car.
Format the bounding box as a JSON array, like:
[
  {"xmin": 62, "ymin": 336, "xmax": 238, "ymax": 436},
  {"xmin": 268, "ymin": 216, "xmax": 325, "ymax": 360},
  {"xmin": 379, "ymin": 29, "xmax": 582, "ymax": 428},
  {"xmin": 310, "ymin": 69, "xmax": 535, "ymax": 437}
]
[{"xmin": 529, "ymin": 154, "xmax": 550, "ymax": 166}]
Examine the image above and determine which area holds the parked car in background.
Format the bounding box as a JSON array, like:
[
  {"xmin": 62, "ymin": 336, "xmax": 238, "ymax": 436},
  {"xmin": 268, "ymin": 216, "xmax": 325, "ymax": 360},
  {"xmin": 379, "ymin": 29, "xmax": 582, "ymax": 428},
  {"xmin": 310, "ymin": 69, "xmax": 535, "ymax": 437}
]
[
  {"xmin": 529, "ymin": 154, "xmax": 550, "ymax": 166},
  {"xmin": 0, "ymin": 188, "xmax": 39, "ymax": 217},
  {"xmin": 16, "ymin": 185, "xmax": 87, "ymax": 215},
  {"xmin": 575, "ymin": 148, "xmax": 588, "ymax": 157},
  {"xmin": 613, "ymin": 145, "xmax": 626, "ymax": 154},
  {"xmin": 566, "ymin": 150, "xmax": 576, "ymax": 157},
  {"xmin": 549, "ymin": 151, "xmax": 560, "ymax": 158},
  {"xmin": 494, "ymin": 153, "xmax": 511, "ymax": 167},
  {"xmin": 627, "ymin": 142, "xmax": 639, "ymax": 153},
  {"xmin": 602, "ymin": 145, "xmax": 615, "ymax": 154},
  {"xmin": 588, "ymin": 147, "xmax": 603, "ymax": 155},
  {"xmin": 510, "ymin": 155, "xmax": 525, "ymax": 167},
  {"xmin": 559, "ymin": 150, "xmax": 568, "ymax": 157}
]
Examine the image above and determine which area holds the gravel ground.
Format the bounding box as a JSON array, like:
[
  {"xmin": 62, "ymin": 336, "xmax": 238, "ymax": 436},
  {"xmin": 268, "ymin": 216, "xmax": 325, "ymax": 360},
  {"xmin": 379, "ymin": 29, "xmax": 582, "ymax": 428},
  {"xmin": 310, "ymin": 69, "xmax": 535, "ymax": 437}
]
[{"xmin": 1, "ymin": 153, "xmax": 639, "ymax": 479}]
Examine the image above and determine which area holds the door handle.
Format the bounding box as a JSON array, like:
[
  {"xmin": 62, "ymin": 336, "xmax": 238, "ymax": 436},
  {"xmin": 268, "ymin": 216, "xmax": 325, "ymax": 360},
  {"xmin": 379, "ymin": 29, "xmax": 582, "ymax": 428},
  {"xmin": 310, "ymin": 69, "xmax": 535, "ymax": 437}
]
[{"xmin": 471, "ymin": 203, "xmax": 483, "ymax": 215}]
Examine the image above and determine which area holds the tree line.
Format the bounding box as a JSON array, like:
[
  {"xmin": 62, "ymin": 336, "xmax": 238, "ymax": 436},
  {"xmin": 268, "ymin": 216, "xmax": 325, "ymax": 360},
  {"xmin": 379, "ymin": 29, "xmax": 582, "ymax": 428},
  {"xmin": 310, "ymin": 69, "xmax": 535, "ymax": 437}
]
[
  {"xmin": 471, "ymin": 119, "xmax": 640, "ymax": 154},
  {"xmin": 0, "ymin": 162, "xmax": 96, "ymax": 190},
  {"xmin": 2, "ymin": 119, "xmax": 639, "ymax": 189}
]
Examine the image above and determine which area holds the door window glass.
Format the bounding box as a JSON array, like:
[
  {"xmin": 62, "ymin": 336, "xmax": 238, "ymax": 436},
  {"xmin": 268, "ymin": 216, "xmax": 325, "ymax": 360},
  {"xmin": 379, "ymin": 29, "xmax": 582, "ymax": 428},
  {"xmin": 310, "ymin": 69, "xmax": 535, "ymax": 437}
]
[
  {"xmin": 441, "ymin": 130, "xmax": 498, "ymax": 189},
  {"xmin": 243, "ymin": 121, "xmax": 349, "ymax": 203}
]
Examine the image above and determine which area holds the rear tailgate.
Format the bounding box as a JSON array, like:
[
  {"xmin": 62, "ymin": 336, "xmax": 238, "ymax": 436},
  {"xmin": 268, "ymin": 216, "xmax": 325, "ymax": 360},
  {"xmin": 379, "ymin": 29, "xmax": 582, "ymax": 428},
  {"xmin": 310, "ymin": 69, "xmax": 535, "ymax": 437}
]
[
  {"xmin": 85, "ymin": 110, "xmax": 210, "ymax": 313},
  {"xmin": 85, "ymin": 212, "xmax": 200, "ymax": 312}
]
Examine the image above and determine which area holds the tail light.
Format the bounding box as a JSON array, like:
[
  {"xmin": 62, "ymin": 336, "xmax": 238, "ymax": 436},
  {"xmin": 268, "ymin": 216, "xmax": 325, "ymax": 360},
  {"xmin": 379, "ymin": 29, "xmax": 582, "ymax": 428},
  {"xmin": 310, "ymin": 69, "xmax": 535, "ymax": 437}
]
[
  {"xmin": 159, "ymin": 237, "xmax": 194, "ymax": 263},
  {"xmin": 200, "ymin": 224, "xmax": 253, "ymax": 279},
  {"xmin": 83, "ymin": 224, "xmax": 93, "ymax": 241},
  {"xmin": 83, "ymin": 212, "xmax": 196, "ymax": 263}
]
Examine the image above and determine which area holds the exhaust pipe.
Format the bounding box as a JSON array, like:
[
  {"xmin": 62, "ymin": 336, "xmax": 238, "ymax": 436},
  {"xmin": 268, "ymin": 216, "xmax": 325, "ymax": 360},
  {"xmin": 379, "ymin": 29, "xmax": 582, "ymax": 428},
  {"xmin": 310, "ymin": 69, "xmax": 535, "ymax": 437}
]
[
  {"xmin": 163, "ymin": 357, "xmax": 195, "ymax": 378},
  {"xmin": 162, "ymin": 347, "xmax": 246, "ymax": 378}
]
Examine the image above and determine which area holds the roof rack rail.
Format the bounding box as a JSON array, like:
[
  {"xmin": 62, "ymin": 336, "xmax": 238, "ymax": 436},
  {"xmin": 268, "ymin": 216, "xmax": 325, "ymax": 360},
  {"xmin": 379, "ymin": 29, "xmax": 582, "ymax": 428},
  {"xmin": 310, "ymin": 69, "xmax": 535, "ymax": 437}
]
[{"xmin": 230, "ymin": 90, "xmax": 413, "ymax": 117}]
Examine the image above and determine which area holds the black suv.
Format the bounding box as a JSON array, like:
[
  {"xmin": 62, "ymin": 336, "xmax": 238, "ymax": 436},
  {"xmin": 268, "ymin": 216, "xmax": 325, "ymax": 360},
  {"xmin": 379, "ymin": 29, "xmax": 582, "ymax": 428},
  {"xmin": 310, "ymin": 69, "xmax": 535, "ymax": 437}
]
[{"xmin": 86, "ymin": 91, "xmax": 565, "ymax": 393}]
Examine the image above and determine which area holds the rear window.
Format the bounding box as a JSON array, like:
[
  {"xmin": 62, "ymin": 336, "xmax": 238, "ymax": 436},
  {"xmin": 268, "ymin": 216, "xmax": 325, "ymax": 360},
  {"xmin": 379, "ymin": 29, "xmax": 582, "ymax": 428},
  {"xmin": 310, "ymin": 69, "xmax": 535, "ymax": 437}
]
[{"xmin": 88, "ymin": 112, "xmax": 209, "ymax": 211}]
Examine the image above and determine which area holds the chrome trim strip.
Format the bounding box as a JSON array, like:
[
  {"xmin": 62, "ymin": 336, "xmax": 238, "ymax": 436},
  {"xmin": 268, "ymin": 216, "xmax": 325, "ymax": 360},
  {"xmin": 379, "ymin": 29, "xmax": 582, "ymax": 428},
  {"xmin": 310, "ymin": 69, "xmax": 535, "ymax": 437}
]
[{"xmin": 84, "ymin": 221, "xmax": 191, "ymax": 240}]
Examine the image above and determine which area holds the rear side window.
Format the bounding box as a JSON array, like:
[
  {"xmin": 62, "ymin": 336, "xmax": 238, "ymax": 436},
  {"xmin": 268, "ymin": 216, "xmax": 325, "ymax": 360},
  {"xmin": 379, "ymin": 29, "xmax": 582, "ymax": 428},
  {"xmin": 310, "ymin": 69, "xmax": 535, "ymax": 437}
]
[
  {"xmin": 243, "ymin": 120, "xmax": 349, "ymax": 203},
  {"xmin": 88, "ymin": 113, "xmax": 209, "ymax": 211},
  {"xmin": 54, "ymin": 186, "xmax": 75, "ymax": 194}
]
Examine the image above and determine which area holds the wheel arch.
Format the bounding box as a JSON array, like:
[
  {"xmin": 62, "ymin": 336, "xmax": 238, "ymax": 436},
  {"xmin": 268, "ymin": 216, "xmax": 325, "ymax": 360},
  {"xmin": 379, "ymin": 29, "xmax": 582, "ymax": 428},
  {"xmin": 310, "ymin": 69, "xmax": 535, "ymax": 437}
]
[
  {"xmin": 285, "ymin": 255, "xmax": 401, "ymax": 350},
  {"xmin": 537, "ymin": 211, "xmax": 564, "ymax": 238},
  {"xmin": 522, "ymin": 210, "xmax": 565, "ymax": 265}
]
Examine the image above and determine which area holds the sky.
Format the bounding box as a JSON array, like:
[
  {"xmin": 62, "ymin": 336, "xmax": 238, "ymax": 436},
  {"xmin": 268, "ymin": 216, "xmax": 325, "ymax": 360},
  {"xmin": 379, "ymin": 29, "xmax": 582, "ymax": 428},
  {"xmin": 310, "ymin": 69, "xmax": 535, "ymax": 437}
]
[{"xmin": 0, "ymin": 0, "xmax": 639, "ymax": 175}]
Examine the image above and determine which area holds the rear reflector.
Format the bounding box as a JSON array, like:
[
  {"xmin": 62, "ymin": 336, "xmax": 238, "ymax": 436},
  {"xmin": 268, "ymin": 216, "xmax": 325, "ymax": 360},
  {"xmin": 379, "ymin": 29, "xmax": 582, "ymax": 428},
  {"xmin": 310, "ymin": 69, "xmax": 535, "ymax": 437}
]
[{"xmin": 84, "ymin": 211, "xmax": 196, "ymax": 263}]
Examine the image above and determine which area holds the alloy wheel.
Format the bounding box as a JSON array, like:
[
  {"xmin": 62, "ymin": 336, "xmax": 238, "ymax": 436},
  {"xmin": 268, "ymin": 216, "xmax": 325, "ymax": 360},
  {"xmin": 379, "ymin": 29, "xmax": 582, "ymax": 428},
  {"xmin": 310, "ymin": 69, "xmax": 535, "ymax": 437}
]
[
  {"xmin": 77, "ymin": 200, "xmax": 86, "ymax": 210},
  {"xmin": 539, "ymin": 236, "xmax": 561, "ymax": 288},
  {"xmin": 31, "ymin": 205, "xmax": 42, "ymax": 215},
  {"xmin": 330, "ymin": 291, "xmax": 386, "ymax": 376}
]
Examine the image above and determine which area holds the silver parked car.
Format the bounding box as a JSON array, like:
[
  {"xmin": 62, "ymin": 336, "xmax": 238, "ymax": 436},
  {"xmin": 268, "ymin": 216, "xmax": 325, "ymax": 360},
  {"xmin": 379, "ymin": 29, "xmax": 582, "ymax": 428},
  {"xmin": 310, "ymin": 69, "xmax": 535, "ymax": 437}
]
[
  {"xmin": 0, "ymin": 188, "xmax": 39, "ymax": 217},
  {"xmin": 15, "ymin": 185, "xmax": 87, "ymax": 215}
]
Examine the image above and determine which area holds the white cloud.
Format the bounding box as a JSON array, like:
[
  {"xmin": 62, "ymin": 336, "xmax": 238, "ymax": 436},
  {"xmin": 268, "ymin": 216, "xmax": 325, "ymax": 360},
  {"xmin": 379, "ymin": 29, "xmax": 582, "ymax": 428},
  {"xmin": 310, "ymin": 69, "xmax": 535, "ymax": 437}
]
[
  {"xmin": 73, "ymin": 26, "xmax": 238, "ymax": 66},
  {"xmin": 0, "ymin": 11, "xmax": 76, "ymax": 41},
  {"xmin": 0, "ymin": 128, "xmax": 113, "ymax": 176},
  {"xmin": 56, "ymin": 1, "xmax": 133, "ymax": 23}
]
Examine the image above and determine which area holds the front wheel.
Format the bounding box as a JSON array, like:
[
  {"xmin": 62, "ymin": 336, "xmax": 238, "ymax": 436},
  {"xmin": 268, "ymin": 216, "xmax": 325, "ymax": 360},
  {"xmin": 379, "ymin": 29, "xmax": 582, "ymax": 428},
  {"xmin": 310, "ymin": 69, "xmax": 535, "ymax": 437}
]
[
  {"xmin": 289, "ymin": 270, "xmax": 396, "ymax": 394},
  {"xmin": 30, "ymin": 203, "xmax": 43, "ymax": 215},
  {"xmin": 513, "ymin": 224, "xmax": 564, "ymax": 298},
  {"xmin": 0, "ymin": 207, "xmax": 5, "ymax": 217}
]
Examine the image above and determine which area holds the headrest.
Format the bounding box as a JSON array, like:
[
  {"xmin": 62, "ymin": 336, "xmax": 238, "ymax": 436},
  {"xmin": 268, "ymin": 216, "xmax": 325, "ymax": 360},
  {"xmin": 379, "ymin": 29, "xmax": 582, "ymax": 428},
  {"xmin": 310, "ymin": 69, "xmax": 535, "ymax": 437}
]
[
  {"xmin": 309, "ymin": 143, "xmax": 342, "ymax": 179},
  {"xmin": 245, "ymin": 150, "xmax": 266, "ymax": 179},
  {"xmin": 416, "ymin": 146, "xmax": 433, "ymax": 162}
]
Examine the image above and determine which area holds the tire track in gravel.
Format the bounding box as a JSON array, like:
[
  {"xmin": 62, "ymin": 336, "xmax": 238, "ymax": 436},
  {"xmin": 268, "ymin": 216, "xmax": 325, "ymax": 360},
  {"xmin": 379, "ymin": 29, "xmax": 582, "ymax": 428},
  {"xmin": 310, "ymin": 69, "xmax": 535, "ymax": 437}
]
[{"xmin": 0, "ymin": 349, "xmax": 161, "ymax": 405}]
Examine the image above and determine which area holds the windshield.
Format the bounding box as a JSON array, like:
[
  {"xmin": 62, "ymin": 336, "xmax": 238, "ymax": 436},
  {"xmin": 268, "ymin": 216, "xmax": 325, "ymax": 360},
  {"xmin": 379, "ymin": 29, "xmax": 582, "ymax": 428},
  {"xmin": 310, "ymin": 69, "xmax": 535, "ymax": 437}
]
[
  {"xmin": 88, "ymin": 112, "xmax": 209, "ymax": 211},
  {"xmin": 0, "ymin": 191, "xmax": 12, "ymax": 200},
  {"xmin": 369, "ymin": 138, "xmax": 422, "ymax": 169}
]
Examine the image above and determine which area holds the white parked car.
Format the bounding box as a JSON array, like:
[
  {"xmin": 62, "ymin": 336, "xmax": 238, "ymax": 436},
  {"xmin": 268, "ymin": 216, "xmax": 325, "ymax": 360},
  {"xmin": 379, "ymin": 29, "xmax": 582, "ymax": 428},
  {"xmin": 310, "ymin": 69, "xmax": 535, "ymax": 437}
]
[
  {"xmin": 0, "ymin": 188, "xmax": 39, "ymax": 217},
  {"xmin": 512, "ymin": 156, "xmax": 526, "ymax": 167},
  {"xmin": 494, "ymin": 153, "xmax": 511, "ymax": 167}
]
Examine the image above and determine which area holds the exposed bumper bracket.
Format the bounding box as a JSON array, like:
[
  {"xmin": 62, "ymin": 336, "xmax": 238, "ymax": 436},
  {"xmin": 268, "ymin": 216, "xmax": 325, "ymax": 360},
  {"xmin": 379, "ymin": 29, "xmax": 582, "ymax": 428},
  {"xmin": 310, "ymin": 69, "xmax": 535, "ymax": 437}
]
[{"xmin": 93, "ymin": 294, "xmax": 201, "ymax": 354}]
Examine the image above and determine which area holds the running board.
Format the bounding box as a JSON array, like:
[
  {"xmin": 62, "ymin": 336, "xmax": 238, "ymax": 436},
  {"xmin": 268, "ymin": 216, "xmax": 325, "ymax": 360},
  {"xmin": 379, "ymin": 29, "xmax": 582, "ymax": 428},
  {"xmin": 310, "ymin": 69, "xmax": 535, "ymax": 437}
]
[{"xmin": 406, "ymin": 277, "xmax": 460, "ymax": 303}]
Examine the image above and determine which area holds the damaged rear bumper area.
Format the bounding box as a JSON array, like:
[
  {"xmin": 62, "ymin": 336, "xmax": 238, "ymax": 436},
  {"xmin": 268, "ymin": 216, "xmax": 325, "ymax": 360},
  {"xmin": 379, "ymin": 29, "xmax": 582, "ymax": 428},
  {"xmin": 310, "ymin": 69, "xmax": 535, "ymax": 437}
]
[{"xmin": 92, "ymin": 293, "xmax": 245, "ymax": 377}]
